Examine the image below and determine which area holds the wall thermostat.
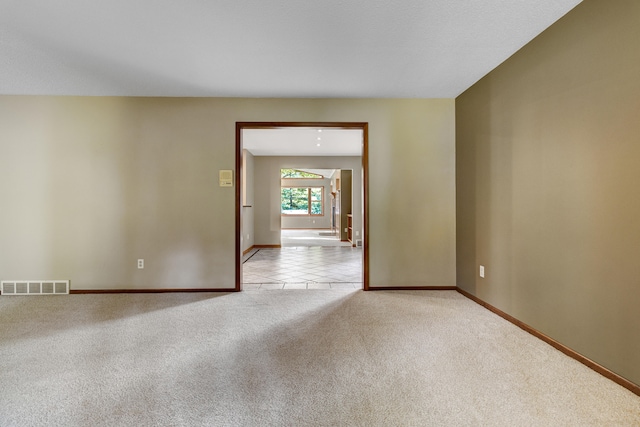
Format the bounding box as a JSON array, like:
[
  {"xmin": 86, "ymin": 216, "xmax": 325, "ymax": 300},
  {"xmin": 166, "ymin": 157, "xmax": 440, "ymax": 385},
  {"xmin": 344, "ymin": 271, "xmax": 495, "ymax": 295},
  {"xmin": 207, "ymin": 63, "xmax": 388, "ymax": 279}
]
[{"xmin": 219, "ymin": 170, "xmax": 233, "ymax": 187}]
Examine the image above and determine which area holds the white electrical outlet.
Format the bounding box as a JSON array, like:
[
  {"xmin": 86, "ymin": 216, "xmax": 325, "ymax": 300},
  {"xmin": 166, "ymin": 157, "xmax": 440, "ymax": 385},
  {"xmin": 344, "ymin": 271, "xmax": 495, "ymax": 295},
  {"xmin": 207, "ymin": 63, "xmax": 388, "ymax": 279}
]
[
  {"xmin": 479, "ymin": 265, "xmax": 485, "ymax": 278},
  {"xmin": 138, "ymin": 259, "xmax": 144, "ymax": 269},
  {"xmin": 355, "ymin": 231, "xmax": 360, "ymax": 236}
]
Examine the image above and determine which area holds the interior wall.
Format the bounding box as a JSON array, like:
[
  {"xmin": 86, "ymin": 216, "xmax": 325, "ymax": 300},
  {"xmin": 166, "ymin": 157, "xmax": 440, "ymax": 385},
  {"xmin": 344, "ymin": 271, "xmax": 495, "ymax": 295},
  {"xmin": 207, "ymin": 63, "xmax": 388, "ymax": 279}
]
[
  {"xmin": 339, "ymin": 170, "xmax": 353, "ymax": 242},
  {"xmin": 456, "ymin": 0, "xmax": 640, "ymax": 385},
  {"xmin": 280, "ymin": 177, "xmax": 332, "ymax": 229},
  {"xmin": 242, "ymin": 149, "xmax": 255, "ymax": 252},
  {"xmin": 0, "ymin": 97, "xmax": 455, "ymax": 290},
  {"xmin": 253, "ymin": 156, "xmax": 362, "ymax": 246},
  {"xmin": 330, "ymin": 170, "xmax": 341, "ymax": 235}
]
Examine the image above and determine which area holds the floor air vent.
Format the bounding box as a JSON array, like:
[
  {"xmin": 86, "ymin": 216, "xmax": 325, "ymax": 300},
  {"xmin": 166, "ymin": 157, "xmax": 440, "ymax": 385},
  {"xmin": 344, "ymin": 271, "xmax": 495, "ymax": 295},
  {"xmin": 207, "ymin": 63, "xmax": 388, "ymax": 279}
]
[{"xmin": 1, "ymin": 280, "xmax": 69, "ymax": 295}]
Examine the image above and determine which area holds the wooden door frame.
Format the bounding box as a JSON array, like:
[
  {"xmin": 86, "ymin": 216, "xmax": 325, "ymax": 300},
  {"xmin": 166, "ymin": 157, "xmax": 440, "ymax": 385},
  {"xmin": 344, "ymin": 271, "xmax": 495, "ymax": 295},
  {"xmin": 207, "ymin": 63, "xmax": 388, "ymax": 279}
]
[{"xmin": 235, "ymin": 122, "xmax": 369, "ymax": 291}]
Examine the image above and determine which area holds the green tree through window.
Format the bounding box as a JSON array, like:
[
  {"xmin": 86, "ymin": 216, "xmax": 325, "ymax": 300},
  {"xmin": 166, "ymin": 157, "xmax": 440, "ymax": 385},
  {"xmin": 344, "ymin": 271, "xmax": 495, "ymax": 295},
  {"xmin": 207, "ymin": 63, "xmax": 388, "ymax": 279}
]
[
  {"xmin": 281, "ymin": 169, "xmax": 323, "ymax": 178},
  {"xmin": 281, "ymin": 187, "xmax": 323, "ymax": 215}
]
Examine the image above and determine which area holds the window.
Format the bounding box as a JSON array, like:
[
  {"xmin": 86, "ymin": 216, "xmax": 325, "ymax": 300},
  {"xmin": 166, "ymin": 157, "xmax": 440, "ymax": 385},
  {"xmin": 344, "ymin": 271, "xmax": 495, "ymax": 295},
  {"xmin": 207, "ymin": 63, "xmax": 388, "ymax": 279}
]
[
  {"xmin": 281, "ymin": 169, "xmax": 323, "ymax": 179},
  {"xmin": 281, "ymin": 187, "xmax": 323, "ymax": 215}
]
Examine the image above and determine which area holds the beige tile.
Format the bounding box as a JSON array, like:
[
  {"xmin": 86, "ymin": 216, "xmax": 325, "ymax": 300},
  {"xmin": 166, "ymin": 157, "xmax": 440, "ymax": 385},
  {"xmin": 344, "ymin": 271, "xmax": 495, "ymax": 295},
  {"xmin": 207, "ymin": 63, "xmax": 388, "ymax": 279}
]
[{"xmin": 243, "ymin": 246, "xmax": 363, "ymax": 289}]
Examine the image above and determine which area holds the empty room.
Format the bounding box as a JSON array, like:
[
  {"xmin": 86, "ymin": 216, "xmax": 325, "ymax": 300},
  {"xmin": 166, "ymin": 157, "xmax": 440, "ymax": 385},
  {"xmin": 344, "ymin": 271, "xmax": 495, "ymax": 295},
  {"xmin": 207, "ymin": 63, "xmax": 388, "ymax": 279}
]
[{"xmin": 1, "ymin": 0, "xmax": 639, "ymax": 425}]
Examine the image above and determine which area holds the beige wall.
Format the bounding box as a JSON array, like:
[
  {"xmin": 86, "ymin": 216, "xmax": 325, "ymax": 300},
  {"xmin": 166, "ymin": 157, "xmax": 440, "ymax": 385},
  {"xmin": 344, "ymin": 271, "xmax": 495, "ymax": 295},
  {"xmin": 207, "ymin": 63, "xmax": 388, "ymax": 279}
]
[
  {"xmin": 0, "ymin": 97, "xmax": 456, "ymax": 290},
  {"xmin": 339, "ymin": 170, "xmax": 353, "ymax": 242},
  {"xmin": 456, "ymin": 0, "xmax": 640, "ymax": 385},
  {"xmin": 241, "ymin": 149, "xmax": 255, "ymax": 252}
]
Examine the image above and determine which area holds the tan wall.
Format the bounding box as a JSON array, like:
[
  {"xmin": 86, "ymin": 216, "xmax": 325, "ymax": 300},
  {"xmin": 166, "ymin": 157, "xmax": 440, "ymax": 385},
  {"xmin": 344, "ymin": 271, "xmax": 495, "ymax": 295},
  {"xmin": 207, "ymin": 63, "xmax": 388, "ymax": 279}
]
[
  {"xmin": 241, "ymin": 149, "xmax": 255, "ymax": 252},
  {"xmin": 456, "ymin": 0, "xmax": 640, "ymax": 385},
  {"xmin": 339, "ymin": 170, "xmax": 353, "ymax": 242},
  {"xmin": 0, "ymin": 97, "xmax": 456, "ymax": 290}
]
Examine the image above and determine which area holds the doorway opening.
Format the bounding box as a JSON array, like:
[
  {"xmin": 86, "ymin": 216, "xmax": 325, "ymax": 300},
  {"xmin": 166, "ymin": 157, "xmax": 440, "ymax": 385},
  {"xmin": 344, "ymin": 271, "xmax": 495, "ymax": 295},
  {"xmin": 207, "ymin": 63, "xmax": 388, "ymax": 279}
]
[
  {"xmin": 236, "ymin": 122, "xmax": 369, "ymax": 291},
  {"xmin": 279, "ymin": 167, "xmax": 353, "ymax": 248}
]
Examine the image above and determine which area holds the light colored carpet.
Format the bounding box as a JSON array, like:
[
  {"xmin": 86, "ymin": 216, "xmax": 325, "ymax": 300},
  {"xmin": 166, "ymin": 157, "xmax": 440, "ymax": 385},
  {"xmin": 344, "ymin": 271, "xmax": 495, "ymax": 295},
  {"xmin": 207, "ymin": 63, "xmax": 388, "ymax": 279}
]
[{"xmin": 1, "ymin": 290, "xmax": 639, "ymax": 426}]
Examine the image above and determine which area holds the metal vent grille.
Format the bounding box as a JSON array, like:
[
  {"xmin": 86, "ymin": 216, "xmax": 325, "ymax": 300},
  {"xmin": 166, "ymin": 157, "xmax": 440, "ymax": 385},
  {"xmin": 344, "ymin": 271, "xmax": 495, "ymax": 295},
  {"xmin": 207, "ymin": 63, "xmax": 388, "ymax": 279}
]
[{"xmin": 1, "ymin": 280, "xmax": 69, "ymax": 295}]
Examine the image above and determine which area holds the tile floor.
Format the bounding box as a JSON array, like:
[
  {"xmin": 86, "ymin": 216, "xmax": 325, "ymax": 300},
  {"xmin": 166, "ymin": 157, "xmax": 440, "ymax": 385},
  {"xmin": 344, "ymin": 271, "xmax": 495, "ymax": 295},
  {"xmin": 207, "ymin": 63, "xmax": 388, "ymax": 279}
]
[
  {"xmin": 280, "ymin": 229, "xmax": 353, "ymax": 247},
  {"xmin": 242, "ymin": 246, "xmax": 362, "ymax": 290}
]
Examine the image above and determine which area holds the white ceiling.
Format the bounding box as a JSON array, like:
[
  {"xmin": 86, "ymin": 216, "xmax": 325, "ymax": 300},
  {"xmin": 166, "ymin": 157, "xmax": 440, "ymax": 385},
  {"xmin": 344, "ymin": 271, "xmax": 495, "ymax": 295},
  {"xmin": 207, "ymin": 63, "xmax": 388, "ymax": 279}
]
[
  {"xmin": 243, "ymin": 128, "xmax": 362, "ymax": 156},
  {"xmin": 0, "ymin": 0, "xmax": 582, "ymax": 98}
]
